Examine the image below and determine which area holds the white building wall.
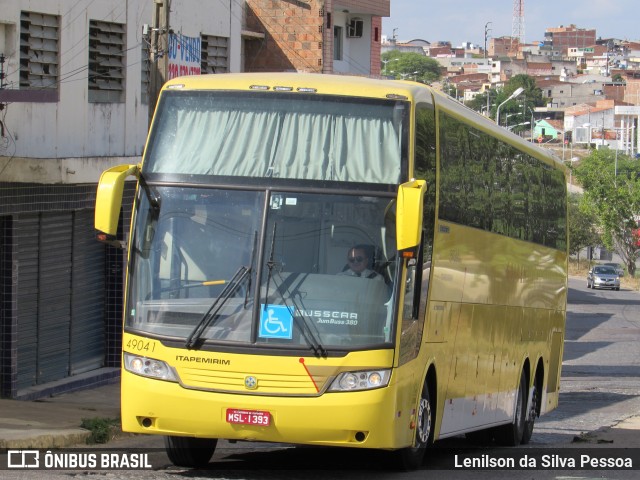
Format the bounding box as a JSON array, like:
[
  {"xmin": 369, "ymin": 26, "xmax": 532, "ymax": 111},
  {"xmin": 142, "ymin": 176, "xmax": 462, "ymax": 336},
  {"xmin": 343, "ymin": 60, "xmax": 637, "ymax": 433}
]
[
  {"xmin": 333, "ymin": 11, "xmax": 372, "ymax": 76},
  {"xmin": 0, "ymin": 0, "xmax": 241, "ymax": 184},
  {"xmin": 169, "ymin": 0, "xmax": 242, "ymax": 73},
  {"xmin": 1, "ymin": 0, "xmax": 149, "ymax": 162}
]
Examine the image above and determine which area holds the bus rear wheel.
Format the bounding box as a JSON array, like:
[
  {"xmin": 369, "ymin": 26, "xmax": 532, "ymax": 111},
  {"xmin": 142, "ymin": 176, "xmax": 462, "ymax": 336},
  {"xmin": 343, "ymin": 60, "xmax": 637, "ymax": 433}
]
[
  {"xmin": 393, "ymin": 382, "xmax": 433, "ymax": 470},
  {"xmin": 521, "ymin": 383, "xmax": 538, "ymax": 444},
  {"xmin": 494, "ymin": 370, "xmax": 527, "ymax": 446},
  {"xmin": 164, "ymin": 436, "xmax": 217, "ymax": 468}
]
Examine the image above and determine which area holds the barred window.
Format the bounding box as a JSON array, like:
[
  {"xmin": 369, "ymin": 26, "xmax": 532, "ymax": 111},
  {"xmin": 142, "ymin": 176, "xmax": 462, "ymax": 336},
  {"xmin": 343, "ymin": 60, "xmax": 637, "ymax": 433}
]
[
  {"xmin": 88, "ymin": 20, "xmax": 125, "ymax": 103},
  {"xmin": 19, "ymin": 11, "xmax": 59, "ymax": 90},
  {"xmin": 201, "ymin": 34, "xmax": 228, "ymax": 74}
]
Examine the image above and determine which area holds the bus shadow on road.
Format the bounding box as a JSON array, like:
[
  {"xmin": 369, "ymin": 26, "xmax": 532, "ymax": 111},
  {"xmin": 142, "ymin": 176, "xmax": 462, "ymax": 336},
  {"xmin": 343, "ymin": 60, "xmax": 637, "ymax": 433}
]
[{"xmin": 170, "ymin": 439, "xmax": 473, "ymax": 478}]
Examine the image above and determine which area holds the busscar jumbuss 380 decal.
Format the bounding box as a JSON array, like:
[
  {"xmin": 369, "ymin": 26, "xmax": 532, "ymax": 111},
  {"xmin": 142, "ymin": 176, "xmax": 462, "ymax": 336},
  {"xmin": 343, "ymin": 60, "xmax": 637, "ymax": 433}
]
[{"xmin": 95, "ymin": 73, "xmax": 568, "ymax": 470}]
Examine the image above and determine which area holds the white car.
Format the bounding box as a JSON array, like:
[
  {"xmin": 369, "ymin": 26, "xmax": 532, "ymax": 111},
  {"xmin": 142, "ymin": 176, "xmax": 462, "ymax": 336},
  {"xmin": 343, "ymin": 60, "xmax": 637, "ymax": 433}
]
[{"xmin": 587, "ymin": 265, "xmax": 621, "ymax": 291}]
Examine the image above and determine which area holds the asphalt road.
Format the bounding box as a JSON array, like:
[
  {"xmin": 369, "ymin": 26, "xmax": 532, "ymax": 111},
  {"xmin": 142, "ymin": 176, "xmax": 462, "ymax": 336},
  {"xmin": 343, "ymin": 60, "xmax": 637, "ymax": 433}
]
[
  {"xmin": 4, "ymin": 276, "xmax": 640, "ymax": 479},
  {"xmin": 535, "ymin": 275, "xmax": 640, "ymax": 444}
]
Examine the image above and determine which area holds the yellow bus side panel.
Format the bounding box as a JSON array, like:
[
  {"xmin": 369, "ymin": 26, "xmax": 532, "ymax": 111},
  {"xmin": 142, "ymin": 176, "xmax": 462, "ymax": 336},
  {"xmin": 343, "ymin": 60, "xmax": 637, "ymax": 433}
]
[
  {"xmin": 425, "ymin": 221, "xmax": 566, "ymax": 437},
  {"xmin": 430, "ymin": 222, "xmax": 567, "ymax": 310}
]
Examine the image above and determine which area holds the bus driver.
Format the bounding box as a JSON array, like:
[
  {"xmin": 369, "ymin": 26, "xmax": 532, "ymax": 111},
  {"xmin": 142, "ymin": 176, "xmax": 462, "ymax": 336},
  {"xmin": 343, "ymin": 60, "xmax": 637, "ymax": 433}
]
[{"xmin": 339, "ymin": 245, "xmax": 381, "ymax": 279}]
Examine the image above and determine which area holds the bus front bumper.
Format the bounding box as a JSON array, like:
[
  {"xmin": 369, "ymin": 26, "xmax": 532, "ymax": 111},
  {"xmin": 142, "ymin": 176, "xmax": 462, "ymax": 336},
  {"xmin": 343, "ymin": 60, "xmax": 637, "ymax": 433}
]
[{"xmin": 121, "ymin": 371, "xmax": 408, "ymax": 449}]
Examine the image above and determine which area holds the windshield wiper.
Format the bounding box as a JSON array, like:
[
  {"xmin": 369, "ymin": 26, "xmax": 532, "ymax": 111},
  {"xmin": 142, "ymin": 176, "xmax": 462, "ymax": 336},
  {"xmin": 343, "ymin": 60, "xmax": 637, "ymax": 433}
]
[
  {"xmin": 245, "ymin": 231, "xmax": 258, "ymax": 309},
  {"xmin": 263, "ymin": 223, "xmax": 327, "ymax": 357},
  {"xmin": 185, "ymin": 266, "xmax": 250, "ymax": 349}
]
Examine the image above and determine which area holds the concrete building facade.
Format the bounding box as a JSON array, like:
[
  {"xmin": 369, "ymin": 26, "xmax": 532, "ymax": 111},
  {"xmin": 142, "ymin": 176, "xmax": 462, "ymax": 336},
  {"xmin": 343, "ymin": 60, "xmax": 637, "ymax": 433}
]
[
  {"xmin": 543, "ymin": 24, "xmax": 596, "ymax": 54},
  {"xmin": 0, "ymin": 0, "xmax": 241, "ymax": 399},
  {"xmin": 0, "ymin": 0, "xmax": 388, "ymax": 399}
]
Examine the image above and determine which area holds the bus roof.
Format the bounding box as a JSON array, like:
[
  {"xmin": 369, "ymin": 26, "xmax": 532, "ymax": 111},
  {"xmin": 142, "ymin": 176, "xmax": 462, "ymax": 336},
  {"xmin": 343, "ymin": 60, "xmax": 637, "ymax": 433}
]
[{"xmin": 163, "ymin": 72, "xmax": 429, "ymax": 102}]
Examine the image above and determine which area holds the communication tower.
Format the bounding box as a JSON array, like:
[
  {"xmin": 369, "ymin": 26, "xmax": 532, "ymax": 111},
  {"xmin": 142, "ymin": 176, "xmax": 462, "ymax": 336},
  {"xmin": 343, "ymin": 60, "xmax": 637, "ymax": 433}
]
[{"xmin": 512, "ymin": 0, "xmax": 525, "ymax": 45}]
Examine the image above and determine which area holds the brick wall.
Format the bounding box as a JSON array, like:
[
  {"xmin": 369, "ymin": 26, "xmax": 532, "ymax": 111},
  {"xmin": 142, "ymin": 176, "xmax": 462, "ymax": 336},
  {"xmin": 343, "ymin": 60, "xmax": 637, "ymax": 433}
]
[
  {"xmin": 370, "ymin": 16, "xmax": 381, "ymax": 76},
  {"xmin": 244, "ymin": 0, "xmax": 388, "ymax": 75},
  {"xmin": 245, "ymin": 0, "xmax": 325, "ymax": 73},
  {"xmin": 323, "ymin": 0, "xmax": 333, "ymax": 73},
  {"xmin": 624, "ymin": 77, "xmax": 640, "ymax": 105}
]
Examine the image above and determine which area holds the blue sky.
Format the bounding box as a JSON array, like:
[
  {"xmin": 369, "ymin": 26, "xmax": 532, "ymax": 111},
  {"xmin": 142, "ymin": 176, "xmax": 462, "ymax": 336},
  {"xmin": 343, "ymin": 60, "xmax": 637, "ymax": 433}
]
[{"xmin": 382, "ymin": 0, "xmax": 639, "ymax": 47}]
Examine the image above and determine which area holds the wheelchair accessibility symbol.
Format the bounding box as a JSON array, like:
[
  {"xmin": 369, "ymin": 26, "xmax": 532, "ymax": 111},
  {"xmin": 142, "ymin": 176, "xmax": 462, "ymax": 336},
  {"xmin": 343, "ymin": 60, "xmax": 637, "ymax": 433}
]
[{"xmin": 259, "ymin": 304, "xmax": 294, "ymax": 339}]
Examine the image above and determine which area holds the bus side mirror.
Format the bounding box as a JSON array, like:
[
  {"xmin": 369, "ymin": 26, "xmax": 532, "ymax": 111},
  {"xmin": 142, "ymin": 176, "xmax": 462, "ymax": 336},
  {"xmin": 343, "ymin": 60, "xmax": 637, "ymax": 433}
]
[
  {"xmin": 396, "ymin": 179, "xmax": 426, "ymax": 251},
  {"xmin": 95, "ymin": 164, "xmax": 139, "ymax": 240}
]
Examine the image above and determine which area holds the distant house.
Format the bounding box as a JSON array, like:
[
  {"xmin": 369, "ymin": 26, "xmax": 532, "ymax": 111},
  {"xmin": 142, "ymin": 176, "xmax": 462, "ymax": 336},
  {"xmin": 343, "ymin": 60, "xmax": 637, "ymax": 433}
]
[{"xmin": 534, "ymin": 119, "xmax": 564, "ymax": 140}]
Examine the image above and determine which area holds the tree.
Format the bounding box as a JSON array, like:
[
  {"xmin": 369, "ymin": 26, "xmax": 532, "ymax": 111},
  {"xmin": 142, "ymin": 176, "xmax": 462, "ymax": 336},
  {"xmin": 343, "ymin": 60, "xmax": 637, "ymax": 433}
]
[
  {"xmin": 381, "ymin": 50, "xmax": 441, "ymax": 84},
  {"xmin": 573, "ymin": 149, "xmax": 640, "ymax": 276},
  {"xmin": 567, "ymin": 193, "xmax": 601, "ymax": 267},
  {"xmin": 612, "ymin": 73, "xmax": 625, "ymax": 83}
]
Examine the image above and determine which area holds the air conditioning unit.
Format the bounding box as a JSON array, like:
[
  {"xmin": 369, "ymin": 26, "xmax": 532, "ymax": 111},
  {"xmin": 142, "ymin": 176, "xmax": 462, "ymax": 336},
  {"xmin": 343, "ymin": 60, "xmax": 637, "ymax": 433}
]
[{"xmin": 346, "ymin": 18, "xmax": 363, "ymax": 38}]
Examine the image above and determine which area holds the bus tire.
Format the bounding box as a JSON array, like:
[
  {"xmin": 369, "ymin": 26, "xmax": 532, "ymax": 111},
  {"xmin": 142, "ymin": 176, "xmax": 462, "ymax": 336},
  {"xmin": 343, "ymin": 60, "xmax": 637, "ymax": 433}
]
[
  {"xmin": 494, "ymin": 370, "xmax": 527, "ymax": 446},
  {"xmin": 164, "ymin": 435, "xmax": 217, "ymax": 468},
  {"xmin": 393, "ymin": 382, "xmax": 433, "ymax": 470},
  {"xmin": 521, "ymin": 383, "xmax": 538, "ymax": 444}
]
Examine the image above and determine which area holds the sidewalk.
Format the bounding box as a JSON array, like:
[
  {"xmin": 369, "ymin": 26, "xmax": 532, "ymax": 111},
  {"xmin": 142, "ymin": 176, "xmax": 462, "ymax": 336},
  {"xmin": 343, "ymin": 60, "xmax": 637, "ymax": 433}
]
[
  {"xmin": 0, "ymin": 383, "xmax": 121, "ymax": 449},
  {"xmin": 1, "ymin": 381, "xmax": 639, "ymax": 449}
]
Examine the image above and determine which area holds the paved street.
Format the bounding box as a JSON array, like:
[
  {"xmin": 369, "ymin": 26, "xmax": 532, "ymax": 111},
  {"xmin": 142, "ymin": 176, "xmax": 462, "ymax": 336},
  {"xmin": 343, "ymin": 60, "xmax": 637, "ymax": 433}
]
[
  {"xmin": 535, "ymin": 276, "xmax": 640, "ymax": 444},
  {"xmin": 2, "ymin": 276, "xmax": 639, "ymax": 480}
]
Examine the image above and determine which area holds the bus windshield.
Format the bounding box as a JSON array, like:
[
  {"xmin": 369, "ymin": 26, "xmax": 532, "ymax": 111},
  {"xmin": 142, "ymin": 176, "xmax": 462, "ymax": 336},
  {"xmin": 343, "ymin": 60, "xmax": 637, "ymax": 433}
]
[
  {"xmin": 127, "ymin": 186, "xmax": 398, "ymax": 350},
  {"xmin": 143, "ymin": 91, "xmax": 407, "ymax": 184}
]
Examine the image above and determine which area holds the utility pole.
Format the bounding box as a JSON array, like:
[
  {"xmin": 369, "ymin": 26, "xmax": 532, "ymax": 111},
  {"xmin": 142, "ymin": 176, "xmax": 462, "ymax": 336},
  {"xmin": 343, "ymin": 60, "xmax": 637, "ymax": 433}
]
[
  {"xmin": 0, "ymin": 53, "xmax": 5, "ymax": 89},
  {"xmin": 484, "ymin": 22, "xmax": 492, "ymax": 59},
  {"xmin": 149, "ymin": 0, "xmax": 170, "ymax": 126}
]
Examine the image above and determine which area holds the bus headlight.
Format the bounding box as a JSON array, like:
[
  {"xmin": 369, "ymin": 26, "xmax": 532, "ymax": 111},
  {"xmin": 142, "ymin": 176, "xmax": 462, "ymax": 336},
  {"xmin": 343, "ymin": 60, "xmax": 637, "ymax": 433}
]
[
  {"xmin": 328, "ymin": 370, "xmax": 391, "ymax": 392},
  {"xmin": 124, "ymin": 352, "xmax": 178, "ymax": 382}
]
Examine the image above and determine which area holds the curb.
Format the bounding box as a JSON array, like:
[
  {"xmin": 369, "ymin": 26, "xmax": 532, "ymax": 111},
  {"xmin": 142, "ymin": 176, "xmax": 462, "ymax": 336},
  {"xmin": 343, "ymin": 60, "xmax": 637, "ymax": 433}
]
[{"xmin": 0, "ymin": 429, "xmax": 91, "ymax": 449}]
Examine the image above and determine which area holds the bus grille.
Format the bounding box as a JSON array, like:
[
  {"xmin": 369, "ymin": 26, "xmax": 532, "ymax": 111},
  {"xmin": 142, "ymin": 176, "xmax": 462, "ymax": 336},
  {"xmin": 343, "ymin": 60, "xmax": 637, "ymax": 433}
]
[{"xmin": 176, "ymin": 366, "xmax": 328, "ymax": 395}]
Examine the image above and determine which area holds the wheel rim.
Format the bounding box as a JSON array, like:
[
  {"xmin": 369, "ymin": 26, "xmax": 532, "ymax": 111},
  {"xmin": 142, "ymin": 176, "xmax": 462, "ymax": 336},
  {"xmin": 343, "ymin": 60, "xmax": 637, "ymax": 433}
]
[
  {"xmin": 416, "ymin": 397, "xmax": 431, "ymax": 445},
  {"xmin": 529, "ymin": 387, "xmax": 537, "ymax": 419},
  {"xmin": 527, "ymin": 386, "xmax": 537, "ymax": 428}
]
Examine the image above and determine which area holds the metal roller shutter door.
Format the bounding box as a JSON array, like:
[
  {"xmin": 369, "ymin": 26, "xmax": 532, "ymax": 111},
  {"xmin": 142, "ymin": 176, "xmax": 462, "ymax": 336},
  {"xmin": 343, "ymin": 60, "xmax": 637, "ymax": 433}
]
[
  {"xmin": 15, "ymin": 210, "xmax": 106, "ymax": 389},
  {"xmin": 15, "ymin": 215, "xmax": 40, "ymax": 389},
  {"xmin": 37, "ymin": 212, "xmax": 73, "ymax": 384},
  {"xmin": 71, "ymin": 210, "xmax": 105, "ymax": 374}
]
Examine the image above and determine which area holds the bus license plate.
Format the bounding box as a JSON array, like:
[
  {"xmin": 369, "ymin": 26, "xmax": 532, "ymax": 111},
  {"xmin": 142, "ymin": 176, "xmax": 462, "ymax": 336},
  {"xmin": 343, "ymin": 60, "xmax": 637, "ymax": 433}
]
[{"xmin": 226, "ymin": 408, "xmax": 271, "ymax": 426}]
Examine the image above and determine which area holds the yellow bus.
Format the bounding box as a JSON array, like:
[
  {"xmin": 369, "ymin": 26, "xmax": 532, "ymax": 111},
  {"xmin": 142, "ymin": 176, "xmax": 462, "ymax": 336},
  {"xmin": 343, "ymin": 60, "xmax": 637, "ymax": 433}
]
[{"xmin": 95, "ymin": 73, "xmax": 567, "ymax": 469}]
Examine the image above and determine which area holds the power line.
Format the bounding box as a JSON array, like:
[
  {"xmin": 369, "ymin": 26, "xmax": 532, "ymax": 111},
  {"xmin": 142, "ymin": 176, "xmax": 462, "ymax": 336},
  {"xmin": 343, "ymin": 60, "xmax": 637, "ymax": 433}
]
[{"xmin": 5, "ymin": 1, "xmax": 379, "ymax": 99}]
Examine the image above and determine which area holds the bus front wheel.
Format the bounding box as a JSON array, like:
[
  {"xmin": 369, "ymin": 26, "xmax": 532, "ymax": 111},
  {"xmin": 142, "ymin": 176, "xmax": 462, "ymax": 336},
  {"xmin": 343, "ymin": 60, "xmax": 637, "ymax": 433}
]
[
  {"xmin": 164, "ymin": 435, "xmax": 217, "ymax": 468},
  {"xmin": 393, "ymin": 382, "xmax": 433, "ymax": 470}
]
